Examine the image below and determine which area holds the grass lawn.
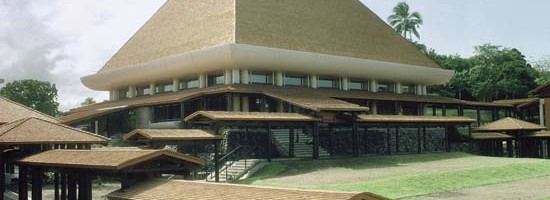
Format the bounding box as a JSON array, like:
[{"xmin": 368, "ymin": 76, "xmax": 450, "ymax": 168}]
[{"xmin": 237, "ymin": 153, "xmax": 550, "ymax": 199}]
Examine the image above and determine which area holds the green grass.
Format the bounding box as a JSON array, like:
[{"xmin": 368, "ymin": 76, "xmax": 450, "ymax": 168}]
[{"xmin": 237, "ymin": 153, "xmax": 550, "ymax": 199}]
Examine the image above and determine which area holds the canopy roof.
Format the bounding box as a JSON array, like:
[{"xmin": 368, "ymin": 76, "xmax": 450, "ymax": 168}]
[
  {"xmin": 467, "ymin": 132, "xmax": 513, "ymax": 140},
  {"xmin": 185, "ymin": 111, "xmax": 319, "ymax": 122},
  {"xmin": 356, "ymin": 115, "xmax": 476, "ymax": 124},
  {"xmin": 476, "ymin": 117, "xmax": 546, "ymax": 132},
  {"xmin": 18, "ymin": 149, "xmax": 204, "ymax": 170},
  {"xmin": 0, "ymin": 117, "xmax": 108, "ymax": 145},
  {"xmin": 62, "ymin": 84, "xmax": 511, "ymax": 124},
  {"xmin": 106, "ymin": 179, "xmax": 385, "ymax": 200},
  {"xmin": 0, "ymin": 97, "xmax": 60, "ymax": 125},
  {"xmin": 124, "ymin": 129, "xmax": 224, "ymax": 141},
  {"xmin": 524, "ymin": 130, "xmax": 550, "ymax": 138}
]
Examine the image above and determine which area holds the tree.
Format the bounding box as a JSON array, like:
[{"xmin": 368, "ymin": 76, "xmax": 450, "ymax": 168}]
[
  {"xmin": 532, "ymin": 56, "xmax": 550, "ymax": 85},
  {"xmin": 426, "ymin": 50, "xmax": 474, "ymax": 100},
  {"xmin": 388, "ymin": 2, "xmax": 423, "ymax": 40},
  {"xmin": 0, "ymin": 80, "xmax": 60, "ymax": 116},
  {"xmin": 80, "ymin": 97, "xmax": 97, "ymax": 106},
  {"xmin": 467, "ymin": 44, "xmax": 537, "ymax": 101}
]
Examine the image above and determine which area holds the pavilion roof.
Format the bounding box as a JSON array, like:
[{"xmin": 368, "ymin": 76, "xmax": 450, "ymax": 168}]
[
  {"xmin": 18, "ymin": 149, "xmax": 204, "ymax": 170},
  {"xmin": 524, "ymin": 130, "xmax": 550, "ymax": 138},
  {"xmin": 475, "ymin": 117, "xmax": 546, "ymax": 132},
  {"xmin": 106, "ymin": 179, "xmax": 386, "ymax": 200},
  {"xmin": 467, "ymin": 132, "xmax": 513, "ymax": 140},
  {"xmin": 124, "ymin": 129, "xmax": 224, "ymax": 141},
  {"xmin": 356, "ymin": 115, "xmax": 476, "ymax": 124},
  {"xmin": 0, "ymin": 117, "xmax": 108, "ymax": 145},
  {"xmin": 185, "ymin": 111, "xmax": 319, "ymax": 122},
  {"xmin": 0, "ymin": 96, "xmax": 60, "ymax": 124}
]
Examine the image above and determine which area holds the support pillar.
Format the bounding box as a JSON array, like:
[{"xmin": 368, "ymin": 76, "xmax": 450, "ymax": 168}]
[
  {"xmin": 329, "ymin": 125, "xmax": 334, "ymax": 156},
  {"xmin": 61, "ymin": 173, "xmax": 67, "ymax": 200},
  {"xmin": 267, "ymin": 123, "xmax": 273, "ymax": 162},
  {"xmin": 476, "ymin": 107, "xmax": 481, "ymax": 127},
  {"xmin": 312, "ymin": 122, "xmax": 320, "ymax": 159},
  {"xmin": 18, "ymin": 166, "xmax": 28, "ymax": 200},
  {"xmin": 386, "ymin": 124, "xmax": 392, "ymax": 155},
  {"xmin": 363, "ymin": 126, "xmax": 369, "ymax": 154},
  {"xmin": 445, "ymin": 123, "xmax": 450, "ymax": 152},
  {"xmin": 417, "ymin": 125, "xmax": 422, "ymax": 153},
  {"xmin": 54, "ymin": 172, "xmax": 60, "ymax": 200},
  {"xmin": 214, "ymin": 141, "xmax": 220, "ymax": 182},
  {"xmin": 31, "ymin": 167, "xmax": 43, "ymax": 200},
  {"xmin": 352, "ymin": 123, "xmax": 359, "ymax": 157},
  {"xmin": 67, "ymin": 173, "xmax": 77, "ymax": 200},
  {"xmin": 0, "ymin": 146, "xmax": 4, "ymax": 200},
  {"xmin": 289, "ymin": 128, "xmax": 295, "ymax": 157},
  {"xmin": 395, "ymin": 127, "xmax": 400, "ymax": 153}
]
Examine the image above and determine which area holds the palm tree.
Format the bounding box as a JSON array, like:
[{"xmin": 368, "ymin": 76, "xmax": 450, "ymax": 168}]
[{"xmin": 387, "ymin": 2, "xmax": 423, "ymax": 40}]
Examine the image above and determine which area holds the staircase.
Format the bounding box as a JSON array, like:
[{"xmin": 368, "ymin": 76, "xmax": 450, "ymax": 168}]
[
  {"xmin": 272, "ymin": 129, "xmax": 330, "ymax": 158},
  {"xmin": 207, "ymin": 158, "xmax": 263, "ymax": 182}
]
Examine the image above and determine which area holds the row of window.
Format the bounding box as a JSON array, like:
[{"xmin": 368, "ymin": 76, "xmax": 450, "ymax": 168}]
[{"xmin": 118, "ymin": 71, "xmax": 417, "ymax": 99}]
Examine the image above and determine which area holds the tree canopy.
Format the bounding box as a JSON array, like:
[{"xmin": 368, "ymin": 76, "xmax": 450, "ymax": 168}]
[
  {"xmin": 388, "ymin": 2, "xmax": 423, "ymax": 40},
  {"xmin": 80, "ymin": 97, "xmax": 97, "ymax": 106},
  {"xmin": 0, "ymin": 80, "xmax": 60, "ymax": 116}
]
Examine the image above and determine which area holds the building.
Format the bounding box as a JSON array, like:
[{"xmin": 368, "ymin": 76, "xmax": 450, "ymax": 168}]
[{"xmin": 62, "ymin": 0, "xmax": 520, "ymax": 179}]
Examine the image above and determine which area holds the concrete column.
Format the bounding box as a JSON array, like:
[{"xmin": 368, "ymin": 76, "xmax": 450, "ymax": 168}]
[
  {"xmin": 149, "ymin": 83, "xmax": 156, "ymax": 95},
  {"xmin": 135, "ymin": 107, "xmax": 152, "ymax": 129},
  {"xmin": 199, "ymin": 73, "xmax": 207, "ymax": 88},
  {"xmin": 540, "ymin": 98, "xmax": 545, "ymax": 126},
  {"xmin": 224, "ymin": 69, "xmax": 232, "ymax": 85},
  {"xmin": 341, "ymin": 77, "xmax": 349, "ymax": 90},
  {"xmin": 275, "ymin": 72, "xmax": 284, "ymax": 86},
  {"xmin": 310, "ymin": 75, "xmax": 318, "ymax": 88},
  {"xmin": 369, "ymin": 80, "xmax": 377, "ymax": 92},
  {"xmin": 232, "ymin": 94, "xmax": 241, "ymax": 111},
  {"xmin": 241, "ymin": 95, "xmax": 250, "ymax": 112},
  {"xmin": 371, "ymin": 101, "xmax": 378, "ymax": 114},
  {"xmin": 241, "ymin": 70, "xmax": 249, "ymax": 84},
  {"xmin": 416, "ymin": 84, "xmax": 422, "ymax": 95},
  {"xmin": 172, "ymin": 79, "xmax": 179, "ymax": 92},
  {"xmin": 128, "ymin": 86, "xmax": 136, "ymax": 98},
  {"xmin": 110, "ymin": 90, "xmax": 119, "ymax": 101},
  {"xmin": 277, "ymin": 101, "xmax": 284, "ymax": 112},
  {"xmin": 395, "ymin": 82, "xmax": 402, "ymax": 94},
  {"xmin": 232, "ymin": 69, "xmax": 240, "ymax": 84}
]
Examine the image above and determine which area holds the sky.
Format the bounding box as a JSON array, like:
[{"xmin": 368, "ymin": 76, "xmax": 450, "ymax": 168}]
[{"xmin": 0, "ymin": 0, "xmax": 549, "ymax": 111}]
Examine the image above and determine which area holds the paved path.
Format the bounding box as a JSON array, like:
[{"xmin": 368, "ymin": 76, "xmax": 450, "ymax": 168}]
[{"xmin": 407, "ymin": 176, "xmax": 550, "ymax": 200}]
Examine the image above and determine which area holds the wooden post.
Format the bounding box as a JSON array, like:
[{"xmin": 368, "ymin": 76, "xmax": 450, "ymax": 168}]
[
  {"xmin": 54, "ymin": 172, "xmax": 60, "ymax": 200},
  {"xmin": 0, "ymin": 146, "xmax": 4, "ymax": 200},
  {"xmin": 328, "ymin": 125, "xmax": 334, "ymax": 156},
  {"xmin": 423, "ymin": 126, "xmax": 427, "ymax": 151},
  {"xmin": 363, "ymin": 126, "xmax": 369, "ymax": 154},
  {"xmin": 67, "ymin": 173, "xmax": 77, "ymax": 200},
  {"xmin": 445, "ymin": 123, "xmax": 450, "ymax": 152},
  {"xmin": 352, "ymin": 123, "xmax": 359, "ymax": 157},
  {"xmin": 395, "ymin": 126, "xmax": 400, "ymax": 153},
  {"xmin": 432, "ymin": 105, "xmax": 437, "ymax": 116},
  {"xmin": 267, "ymin": 123, "xmax": 272, "ymax": 162},
  {"xmin": 312, "ymin": 122, "xmax": 320, "ymax": 160},
  {"xmin": 31, "ymin": 167, "xmax": 43, "ymax": 200},
  {"xmin": 61, "ymin": 173, "xmax": 67, "ymax": 200},
  {"xmin": 417, "ymin": 125, "xmax": 422, "ymax": 153},
  {"xmin": 289, "ymin": 128, "xmax": 295, "ymax": 157},
  {"xmin": 18, "ymin": 166, "xmax": 28, "ymax": 200},
  {"xmin": 507, "ymin": 140, "xmax": 513, "ymax": 157},
  {"xmin": 442, "ymin": 105, "xmax": 447, "ymax": 116},
  {"xmin": 386, "ymin": 124, "xmax": 392, "ymax": 155},
  {"xmin": 476, "ymin": 107, "xmax": 481, "ymax": 127},
  {"xmin": 214, "ymin": 141, "xmax": 220, "ymax": 182}
]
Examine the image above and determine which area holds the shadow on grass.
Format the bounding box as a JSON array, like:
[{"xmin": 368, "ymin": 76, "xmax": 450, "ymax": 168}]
[{"xmin": 236, "ymin": 152, "xmax": 474, "ymax": 184}]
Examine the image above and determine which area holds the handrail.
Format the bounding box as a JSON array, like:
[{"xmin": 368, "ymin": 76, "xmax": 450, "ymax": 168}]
[{"xmin": 207, "ymin": 145, "xmax": 259, "ymax": 182}]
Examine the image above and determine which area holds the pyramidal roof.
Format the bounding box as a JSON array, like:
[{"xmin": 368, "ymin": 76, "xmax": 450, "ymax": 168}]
[
  {"xmin": 0, "ymin": 96, "xmax": 60, "ymax": 124},
  {"xmin": 476, "ymin": 117, "xmax": 546, "ymax": 132},
  {"xmin": 99, "ymin": 0, "xmax": 439, "ymax": 73}
]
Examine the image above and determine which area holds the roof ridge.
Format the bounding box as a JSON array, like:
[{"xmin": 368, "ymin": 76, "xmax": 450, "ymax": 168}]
[
  {"xmin": 0, "ymin": 117, "xmax": 31, "ymax": 137},
  {"xmin": 0, "ymin": 96, "xmax": 60, "ymax": 123}
]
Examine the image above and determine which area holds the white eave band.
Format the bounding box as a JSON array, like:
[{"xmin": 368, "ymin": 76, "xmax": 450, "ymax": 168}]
[{"xmin": 82, "ymin": 43, "xmax": 454, "ymax": 91}]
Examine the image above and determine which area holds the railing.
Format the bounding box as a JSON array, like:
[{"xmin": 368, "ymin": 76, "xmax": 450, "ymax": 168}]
[{"xmin": 206, "ymin": 145, "xmax": 259, "ymax": 182}]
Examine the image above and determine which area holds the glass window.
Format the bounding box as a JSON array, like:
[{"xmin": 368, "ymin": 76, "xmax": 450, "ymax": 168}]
[
  {"xmin": 377, "ymin": 82, "xmax": 395, "ymax": 93},
  {"xmin": 180, "ymin": 79, "xmax": 199, "ymax": 90},
  {"xmin": 249, "ymin": 71, "xmax": 273, "ymax": 85},
  {"xmin": 136, "ymin": 86, "xmax": 150, "ymax": 96},
  {"xmin": 318, "ymin": 77, "xmax": 340, "ymax": 89},
  {"xmin": 402, "ymin": 84, "xmax": 416, "ymax": 94},
  {"xmin": 118, "ymin": 89, "xmax": 129, "ymax": 99},
  {"xmin": 208, "ymin": 74, "xmax": 224, "ymax": 86},
  {"xmin": 349, "ymin": 79, "xmax": 369, "ymax": 91},
  {"xmin": 284, "ymin": 75, "xmax": 308, "ymax": 87},
  {"xmin": 153, "ymin": 104, "xmax": 182, "ymax": 122},
  {"xmin": 155, "ymin": 83, "xmax": 172, "ymax": 93}
]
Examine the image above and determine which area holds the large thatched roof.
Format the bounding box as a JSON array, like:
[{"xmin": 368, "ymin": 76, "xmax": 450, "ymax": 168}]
[
  {"xmin": 124, "ymin": 129, "xmax": 224, "ymax": 141},
  {"xmin": 184, "ymin": 111, "xmax": 319, "ymax": 122},
  {"xmin": 0, "ymin": 96, "xmax": 60, "ymax": 125}
]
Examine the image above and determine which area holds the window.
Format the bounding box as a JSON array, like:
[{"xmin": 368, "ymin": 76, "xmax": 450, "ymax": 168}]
[
  {"xmin": 318, "ymin": 77, "xmax": 340, "ymax": 89},
  {"xmin": 180, "ymin": 79, "xmax": 199, "ymax": 90},
  {"xmin": 284, "ymin": 74, "xmax": 308, "ymax": 87},
  {"xmin": 155, "ymin": 83, "xmax": 172, "ymax": 93},
  {"xmin": 118, "ymin": 89, "xmax": 129, "ymax": 99},
  {"xmin": 208, "ymin": 74, "xmax": 225, "ymax": 86},
  {"xmin": 377, "ymin": 82, "xmax": 395, "ymax": 93},
  {"xmin": 349, "ymin": 79, "xmax": 369, "ymax": 91},
  {"xmin": 249, "ymin": 71, "xmax": 273, "ymax": 85},
  {"xmin": 136, "ymin": 86, "xmax": 150, "ymax": 96},
  {"xmin": 401, "ymin": 84, "xmax": 416, "ymax": 94},
  {"xmin": 153, "ymin": 104, "xmax": 181, "ymax": 122}
]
